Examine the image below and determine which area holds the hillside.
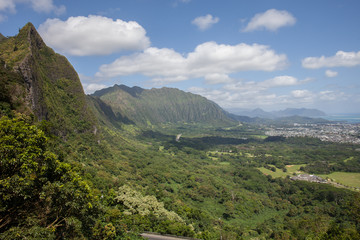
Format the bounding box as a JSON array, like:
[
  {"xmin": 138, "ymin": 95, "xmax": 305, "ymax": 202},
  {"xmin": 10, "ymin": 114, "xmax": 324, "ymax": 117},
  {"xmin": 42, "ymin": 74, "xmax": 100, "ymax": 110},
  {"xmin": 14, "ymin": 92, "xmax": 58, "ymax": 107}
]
[
  {"xmin": 0, "ymin": 23, "xmax": 97, "ymax": 137},
  {"xmin": 91, "ymin": 84, "xmax": 234, "ymax": 126}
]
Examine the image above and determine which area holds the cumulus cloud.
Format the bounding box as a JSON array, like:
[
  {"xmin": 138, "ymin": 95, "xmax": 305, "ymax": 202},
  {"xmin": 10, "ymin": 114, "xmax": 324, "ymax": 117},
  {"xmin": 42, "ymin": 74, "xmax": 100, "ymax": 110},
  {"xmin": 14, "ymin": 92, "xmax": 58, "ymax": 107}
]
[
  {"xmin": 82, "ymin": 83, "xmax": 108, "ymax": 94},
  {"xmin": 325, "ymin": 70, "xmax": 338, "ymax": 78},
  {"xmin": 0, "ymin": 0, "xmax": 65, "ymax": 15},
  {"xmin": 187, "ymin": 76, "xmax": 343, "ymax": 110},
  {"xmin": 291, "ymin": 89, "xmax": 313, "ymax": 98},
  {"xmin": 204, "ymin": 73, "xmax": 234, "ymax": 84},
  {"xmin": 38, "ymin": 15, "xmax": 150, "ymax": 56},
  {"xmin": 261, "ymin": 75, "xmax": 298, "ymax": 87},
  {"xmin": 302, "ymin": 51, "xmax": 360, "ymax": 69},
  {"xmin": 192, "ymin": 14, "xmax": 219, "ymax": 30},
  {"xmin": 223, "ymin": 76, "xmax": 299, "ymax": 93},
  {"xmin": 96, "ymin": 41, "xmax": 288, "ymax": 83},
  {"xmin": 319, "ymin": 90, "xmax": 346, "ymax": 101},
  {"xmin": 0, "ymin": 0, "xmax": 16, "ymax": 13},
  {"xmin": 189, "ymin": 86, "xmax": 283, "ymax": 109},
  {"xmin": 243, "ymin": 9, "xmax": 296, "ymax": 32},
  {"xmin": 189, "ymin": 75, "xmax": 311, "ymax": 110},
  {"xmin": 30, "ymin": 0, "xmax": 65, "ymax": 15}
]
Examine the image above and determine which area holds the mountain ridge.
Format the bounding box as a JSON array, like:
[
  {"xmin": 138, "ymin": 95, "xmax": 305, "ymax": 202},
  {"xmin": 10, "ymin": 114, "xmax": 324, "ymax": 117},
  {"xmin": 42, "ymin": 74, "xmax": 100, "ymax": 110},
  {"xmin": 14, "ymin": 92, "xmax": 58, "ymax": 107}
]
[
  {"xmin": 91, "ymin": 84, "xmax": 235, "ymax": 126},
  {"xmin": 0, "ymin": 22, "xmax": 97, "ymax": 137}
]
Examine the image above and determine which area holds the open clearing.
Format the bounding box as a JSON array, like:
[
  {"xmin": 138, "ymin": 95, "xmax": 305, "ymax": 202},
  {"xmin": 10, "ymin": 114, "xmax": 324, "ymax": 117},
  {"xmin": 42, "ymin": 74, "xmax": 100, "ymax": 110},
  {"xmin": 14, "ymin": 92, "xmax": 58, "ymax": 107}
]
[
  {"xmin": 319, "ymin": 172, "xmax": 360, "ymax": 189},
  {"xmin": 258, "ymin": 164, "xmax": 305, "ymax": 178}
]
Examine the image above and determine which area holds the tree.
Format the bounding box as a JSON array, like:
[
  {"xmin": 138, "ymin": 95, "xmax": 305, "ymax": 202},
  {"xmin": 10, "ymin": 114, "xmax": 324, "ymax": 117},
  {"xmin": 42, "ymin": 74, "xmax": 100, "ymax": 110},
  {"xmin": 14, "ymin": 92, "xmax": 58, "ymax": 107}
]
[{"xmin": 0, "ymin": 115, "xmax": 98, "ymax": 239}]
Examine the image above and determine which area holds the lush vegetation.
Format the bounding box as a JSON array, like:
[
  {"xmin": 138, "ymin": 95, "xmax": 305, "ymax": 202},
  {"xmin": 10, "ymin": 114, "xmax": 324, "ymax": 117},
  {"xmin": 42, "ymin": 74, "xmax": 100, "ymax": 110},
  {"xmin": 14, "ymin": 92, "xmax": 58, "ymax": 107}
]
[
  {"xmin": 0, "ymin": 115, "xmax": 98, "ymax": 239},
  {"xmin": 1, "ymin": 23, "xmax": 360, "ymax": 239},
  {"xmin": 91, "ymin": 84, "xmax": 233, "ymax": 126}
]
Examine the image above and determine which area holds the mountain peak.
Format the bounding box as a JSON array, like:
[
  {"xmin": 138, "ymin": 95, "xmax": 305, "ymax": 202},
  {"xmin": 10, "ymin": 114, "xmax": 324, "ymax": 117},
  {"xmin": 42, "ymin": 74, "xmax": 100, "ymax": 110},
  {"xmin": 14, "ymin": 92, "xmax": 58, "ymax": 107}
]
[
  {"xmin": 20, "ymin": 22, "xmax": 46, "ymax": 50},
  {"xmin": 0, "ymin": 22, "xmax": 96, "ymax": 136}
]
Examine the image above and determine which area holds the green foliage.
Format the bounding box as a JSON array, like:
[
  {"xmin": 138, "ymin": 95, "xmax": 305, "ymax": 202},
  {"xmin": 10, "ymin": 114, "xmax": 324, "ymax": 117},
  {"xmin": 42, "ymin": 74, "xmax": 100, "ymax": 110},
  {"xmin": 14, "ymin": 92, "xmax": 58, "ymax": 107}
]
[
  {"xmin": 0, "ymin": 62, "xmax": 28, "ymax": 117},
  {"xmin": 115, "ymin": 185, "xmax": 184, "ymax": 222},
  {"xmin": 0, "ymin": 115, "xmax": 99, "ymax": 239},
  {"xmin": 92, "ymin": 84, "xmax": 235, "ymax": 126},
  {"xmin": 0, "ymin": 22, "xmax": 97, "ymax": 137}
]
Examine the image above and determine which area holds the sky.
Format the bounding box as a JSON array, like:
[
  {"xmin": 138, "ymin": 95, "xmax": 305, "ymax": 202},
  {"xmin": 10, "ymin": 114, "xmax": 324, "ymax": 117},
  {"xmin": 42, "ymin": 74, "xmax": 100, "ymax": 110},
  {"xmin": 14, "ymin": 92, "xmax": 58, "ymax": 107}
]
[{"xmin": 1, "ymin": 0, "xmax": 360, "ymax": 114}]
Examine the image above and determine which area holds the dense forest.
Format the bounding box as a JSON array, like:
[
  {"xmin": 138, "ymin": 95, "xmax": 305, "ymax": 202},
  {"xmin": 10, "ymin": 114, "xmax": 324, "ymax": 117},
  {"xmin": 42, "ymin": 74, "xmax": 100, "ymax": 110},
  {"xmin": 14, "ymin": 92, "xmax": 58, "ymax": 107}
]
[{"xmin": 0, "ymin": 23, "xmax": 360, "ymax": 239}]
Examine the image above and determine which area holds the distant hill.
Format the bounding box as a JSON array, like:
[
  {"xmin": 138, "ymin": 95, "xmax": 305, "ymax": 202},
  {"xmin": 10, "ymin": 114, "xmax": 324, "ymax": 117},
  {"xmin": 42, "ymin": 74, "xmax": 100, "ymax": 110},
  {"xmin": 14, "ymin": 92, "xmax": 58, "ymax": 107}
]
[
  {"xmin": 228, "ymin": 113, "xmax": 329, "ymax": 125},
  {"xmin": 228, "ymin": 107, "xmax": 326, "ymax": 119},
  {"xmin": 90, "ymin": 84, "xmax": 235, "ymax": 126}
]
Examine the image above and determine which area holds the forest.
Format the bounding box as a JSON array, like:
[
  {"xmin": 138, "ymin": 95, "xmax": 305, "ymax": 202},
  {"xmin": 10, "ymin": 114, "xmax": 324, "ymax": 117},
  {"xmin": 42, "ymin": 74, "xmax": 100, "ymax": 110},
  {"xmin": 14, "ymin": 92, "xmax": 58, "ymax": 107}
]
[{"xmin": 1, "ymin": 114, "xmax": 360, "ymax": 239}]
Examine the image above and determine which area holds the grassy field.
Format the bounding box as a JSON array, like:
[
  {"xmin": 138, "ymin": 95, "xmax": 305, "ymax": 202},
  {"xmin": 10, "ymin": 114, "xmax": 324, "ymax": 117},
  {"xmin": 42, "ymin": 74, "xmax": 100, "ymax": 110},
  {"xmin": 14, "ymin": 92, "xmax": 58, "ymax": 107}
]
[
  {"xmin": 258, "ymin": 164, "xmax": 360, "ymax": 191},
  {"xmin": 319, "ymin": 172, "xmax": 360, "ymax": 189},
  {"xmin": 258, "ymin": 164, "xmax": 306, "ymax": 178}
]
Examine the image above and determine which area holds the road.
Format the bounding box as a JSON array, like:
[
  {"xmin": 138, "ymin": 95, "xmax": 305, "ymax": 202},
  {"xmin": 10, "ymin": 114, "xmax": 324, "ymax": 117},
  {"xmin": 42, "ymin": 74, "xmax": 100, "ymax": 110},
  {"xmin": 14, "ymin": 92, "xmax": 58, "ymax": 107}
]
[{"xmin": 140, "ymin": 233, "xmax": 194, "ymax": 240}]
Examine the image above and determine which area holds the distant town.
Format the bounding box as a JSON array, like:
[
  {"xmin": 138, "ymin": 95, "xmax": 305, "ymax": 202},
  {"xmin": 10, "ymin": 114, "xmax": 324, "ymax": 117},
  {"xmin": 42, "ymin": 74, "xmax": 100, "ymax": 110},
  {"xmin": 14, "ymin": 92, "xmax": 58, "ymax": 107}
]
[{"xmin": 265, "ymin": 122, "xmax": 360, "ymax": 144}]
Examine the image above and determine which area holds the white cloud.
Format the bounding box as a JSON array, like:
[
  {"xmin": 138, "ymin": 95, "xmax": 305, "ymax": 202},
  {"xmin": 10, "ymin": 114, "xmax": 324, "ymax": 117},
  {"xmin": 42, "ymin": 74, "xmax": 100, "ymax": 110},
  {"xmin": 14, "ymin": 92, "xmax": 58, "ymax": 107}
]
[
  {"xmin": 325, "ymin": 70, "xmax": 338, "ymax": 78},
  {"xmin": 38, "ymin": 15, "xmax": 150, "ymax": 56},
  {"xmin": 204, "ymin": 73, "xmax": 234, "ymax": 84},
  {"xmin": 0, "ymin": 0, "xmax": 16, "ymax": 13},
  {"xmin": 82, "ymin": 83, "xmax": 108, "ymax": 94},
  {"xmin": 189, "ymin": 75, "xmax": 339, "ymax": 110},
  {"xmin": 30, "ymin": 0, "xmax": 65, "ymax": 15},
  {"xmin": 302, "ymin": 51, "xmax": 360, "ymax": 69},
  {"xmin": 192, "ymin": 14, "xmax": 219, "ymax": 30},
  {"xmin": 0, "ymin": 0, "xmax": 65, "ymax": 15},
  {"xmin": 243, "ymin": 9, "xmax": 296, "ymax": 32},
  {"xmin": 189, "ymin": 75, "xmax": 309, "ymax": 109},
  {"xmin": 189, "ymin": 75, "xmax": 351, "ymax": 110},
  {"xmin": 291, "ymin": 89, "xmax": 313, "ymax": 98},
  {"xmin": 189, "ymin": 86, "xmax": 282, "ymax": 109},
  {"xmin": 319, "ymin": 90, "xmax": 345, "ymax": 101},
  {"xmin": 96, "ymin": 41, "xmax": 288, "ymax": 83},
  {"xmin": 223, "ymin": 75, "xmax": 299, "ymax": 92},
  {"xmin": 261, "ymin": 75, "xmax": 298, "ymax": 87}
]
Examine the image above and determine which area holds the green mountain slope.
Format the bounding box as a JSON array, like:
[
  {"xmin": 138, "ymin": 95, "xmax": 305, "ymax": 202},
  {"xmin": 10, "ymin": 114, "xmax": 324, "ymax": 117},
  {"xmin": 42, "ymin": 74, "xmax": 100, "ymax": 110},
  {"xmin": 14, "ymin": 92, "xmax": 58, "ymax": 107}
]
[
  {"xmin": 91, "ymin": 84, "xmax": 235, "ymax": 126},
  {"xmin": 0, "ymin": 23, "xmax": 96, "ymax": 137}
]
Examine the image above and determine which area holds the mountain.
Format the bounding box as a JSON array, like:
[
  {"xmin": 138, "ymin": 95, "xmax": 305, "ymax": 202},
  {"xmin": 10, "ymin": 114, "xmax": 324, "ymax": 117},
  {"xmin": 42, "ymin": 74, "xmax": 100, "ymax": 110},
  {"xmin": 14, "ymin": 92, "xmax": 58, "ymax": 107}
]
[
  {"xmin": 0, "ymin": 23, "xmax": 97, "ymax": 137},
  {"xmin": 229, "ymin": 107, "xmax": 326, "ymax": 119},
  {"xmin": 275, "ymin": 108, "xmax": 326, "ymax": 118},
  {"xmin": 90, "ymin": 84, "xmax": 235, "ymax": 126}
]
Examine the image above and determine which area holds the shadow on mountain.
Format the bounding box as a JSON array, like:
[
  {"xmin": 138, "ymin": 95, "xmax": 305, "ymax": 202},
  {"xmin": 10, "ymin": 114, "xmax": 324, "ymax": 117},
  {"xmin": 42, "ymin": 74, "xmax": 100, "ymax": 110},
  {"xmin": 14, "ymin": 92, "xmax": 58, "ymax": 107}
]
[{"xmin": 88, "ymin": 96, "xmax": 134, "ymax": 125}]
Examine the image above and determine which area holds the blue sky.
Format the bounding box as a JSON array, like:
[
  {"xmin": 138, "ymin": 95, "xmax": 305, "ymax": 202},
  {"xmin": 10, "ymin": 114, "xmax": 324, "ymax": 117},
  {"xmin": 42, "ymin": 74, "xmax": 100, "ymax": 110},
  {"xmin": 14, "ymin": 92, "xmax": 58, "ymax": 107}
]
[{"xmin": 1, "ymin": 0, "xmax": 360, "ymax": 113}]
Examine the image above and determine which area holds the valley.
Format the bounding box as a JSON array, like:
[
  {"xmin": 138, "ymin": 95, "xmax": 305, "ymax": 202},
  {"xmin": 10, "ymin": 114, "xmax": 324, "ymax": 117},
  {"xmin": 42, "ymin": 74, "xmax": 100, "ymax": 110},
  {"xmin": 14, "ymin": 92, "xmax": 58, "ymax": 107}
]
[{"xmin": 0, "ymin": 23, "xmax": 360, "ymax": 239}]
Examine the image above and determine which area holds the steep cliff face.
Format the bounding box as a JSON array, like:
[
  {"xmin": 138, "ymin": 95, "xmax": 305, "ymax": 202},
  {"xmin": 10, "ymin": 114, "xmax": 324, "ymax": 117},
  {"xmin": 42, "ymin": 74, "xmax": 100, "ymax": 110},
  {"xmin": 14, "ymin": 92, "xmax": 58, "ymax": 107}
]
[
  {"xmin": 91, "ymin": 84, "xmax": 235, "ymax": 126},
  {"xmin": 0, "ymin": 23, "xmax": 96, "ymax": 137}
]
